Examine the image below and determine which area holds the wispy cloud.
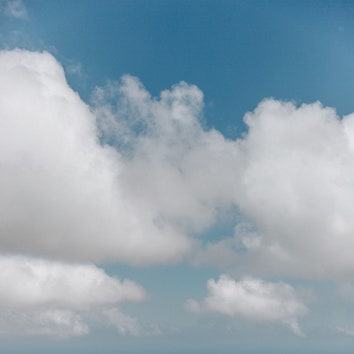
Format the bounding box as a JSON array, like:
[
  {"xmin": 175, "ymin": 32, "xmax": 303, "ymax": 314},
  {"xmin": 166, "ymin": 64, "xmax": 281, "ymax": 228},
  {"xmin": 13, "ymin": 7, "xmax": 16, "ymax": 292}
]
[
  {"xmin": 336, "ymin": 325, "xmax": 354, "ymax": 337},
  {"xmin": 1, "ymin": 0, "xmax": 28, "ymax": 19}
]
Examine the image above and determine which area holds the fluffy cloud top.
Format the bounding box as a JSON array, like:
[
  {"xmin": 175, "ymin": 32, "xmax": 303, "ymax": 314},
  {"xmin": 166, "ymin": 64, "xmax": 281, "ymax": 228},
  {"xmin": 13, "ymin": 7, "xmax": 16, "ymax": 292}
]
[{"xmin": 186, "ymin": 274, "xmax": 308, "ymax": 335}]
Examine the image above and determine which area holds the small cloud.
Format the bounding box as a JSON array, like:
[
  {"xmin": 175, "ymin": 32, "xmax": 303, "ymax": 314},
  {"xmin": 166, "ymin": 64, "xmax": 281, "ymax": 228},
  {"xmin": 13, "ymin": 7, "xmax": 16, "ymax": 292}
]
[
  {"xmin": 0, "ymin": 254, "xmax": 147, "ymax": 337},
  {"xmin": 186, "ymin": 274, "xmax": 308, "ymax": 336}
]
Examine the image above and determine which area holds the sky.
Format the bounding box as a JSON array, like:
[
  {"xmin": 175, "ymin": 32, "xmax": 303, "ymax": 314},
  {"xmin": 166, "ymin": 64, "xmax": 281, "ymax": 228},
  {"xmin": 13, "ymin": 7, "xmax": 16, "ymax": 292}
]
[{"xmin": 1, "ymin": 0, "xmax": 354, "ymax": 353}]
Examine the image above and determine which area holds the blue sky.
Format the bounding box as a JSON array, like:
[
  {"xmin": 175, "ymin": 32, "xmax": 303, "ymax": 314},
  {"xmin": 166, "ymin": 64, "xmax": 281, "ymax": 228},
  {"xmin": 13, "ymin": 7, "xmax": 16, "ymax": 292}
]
[{"xmin": 2, "ymin": 1, "xmax": 354, "ymax": 353}]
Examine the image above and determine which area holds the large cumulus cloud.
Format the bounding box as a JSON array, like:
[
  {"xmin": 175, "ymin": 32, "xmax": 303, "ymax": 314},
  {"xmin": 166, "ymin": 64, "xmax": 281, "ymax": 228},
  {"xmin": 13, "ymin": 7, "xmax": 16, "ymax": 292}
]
[{"xmin": 2, "ymin": 49, "xmax": 354, "ymax": 278}]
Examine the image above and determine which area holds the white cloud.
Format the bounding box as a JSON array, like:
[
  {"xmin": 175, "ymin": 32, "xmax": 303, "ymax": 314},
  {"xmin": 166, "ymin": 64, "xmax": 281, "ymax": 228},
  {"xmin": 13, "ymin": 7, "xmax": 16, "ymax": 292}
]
[
  {"xmin": 232, "ymin": 99, "xmax": 354, "ymax": 278},
  {"xmin": 186, "ymin": 274, "xmax": 308, "ymax": 335},
  {"xmin": 0, "ymin": 49, "xmax": 193, "ymax": 265},
  {"xmin": 2, "ymin": 0, "xmax": 27, "ymax": 19},
  {"xmin": 189, "ymin": 99, "xmax": 354, "ymax": 279},
  {"xmin": 0, "ymin": 254, "xmax": 147, "ymax": 337}
]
